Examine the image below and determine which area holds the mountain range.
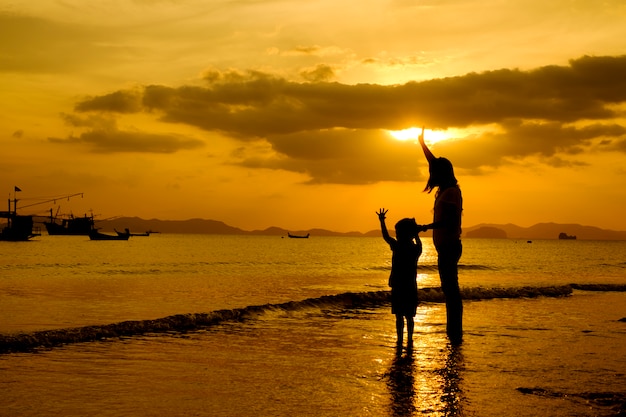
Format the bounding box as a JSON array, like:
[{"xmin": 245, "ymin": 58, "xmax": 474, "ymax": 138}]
[{"xmin": 97, "ymin": 217, "xmax": 626, "ymax": 240}]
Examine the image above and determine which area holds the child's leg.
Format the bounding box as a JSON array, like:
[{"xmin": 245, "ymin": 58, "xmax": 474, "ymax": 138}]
[
  {"xmin": 395, "ymin": 314, "xmax": 404, "ymax": 345},
  {"xmin": 406, "ymin": 316, "xmax": 415, "ymax": 343}
]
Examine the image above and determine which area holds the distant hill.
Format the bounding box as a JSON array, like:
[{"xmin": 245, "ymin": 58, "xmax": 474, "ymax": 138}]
[
  {"xmin": 463, "ymin": 222, "xmax": 626, "ymax": 240},
  {"xmin": 95, "ymin": 217, "xmax": 626, "ymax": 240},
  {"xmin": 96, "ymin": 217, "xmax": 377, "ymax": 237},
  {"xmin": 465, "ymin": 226, "xmax": 508, "ymax": 239},
  {"xmin": 97, "ymin": 217, "xmax": 247, "ymax": 235}
]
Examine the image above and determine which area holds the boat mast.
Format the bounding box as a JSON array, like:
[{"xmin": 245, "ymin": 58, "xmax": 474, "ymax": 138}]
[{"xmin": 6, "ymin": 190, "xmax": 19, "ymax": 227}]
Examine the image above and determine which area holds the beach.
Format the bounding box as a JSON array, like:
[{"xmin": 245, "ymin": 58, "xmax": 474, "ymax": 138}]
[
  {"xmin": 2, "ymin": 290, "xmax": 625, "ymax": 416},
  {"xmin": 1, "ymin": 235, "xmax": 626, "ymax": 416}
]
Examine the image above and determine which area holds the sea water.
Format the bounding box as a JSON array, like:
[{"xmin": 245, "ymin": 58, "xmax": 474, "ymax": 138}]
[{"xmin": 1, "ymin": 235, "xmax": 625, "ymax": 416}]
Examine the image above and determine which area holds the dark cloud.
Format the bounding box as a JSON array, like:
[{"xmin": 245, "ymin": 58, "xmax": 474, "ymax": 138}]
[
  {"xmin": 300, "ymin": 64, "xmax": 336, "ymax": 82},
  {"xmin": 77, "ymin": 55, "xmax": 626, "ymax": 130},
  {"xmin": 69, "ymin": 55, "xmax": 626, "ymax": 182},
  {"xmin": 433, "ymin": 120, "xmax": 626, "ymax": 171},
  {"xmin": 49, "ymin": 127, "xmax": 203, "ymax": 154},
  {"xmin": 74, "ymin": 90, "xmax": 143, "ymax": 113},
  {"xmin": 600, "ymin": 137, "xmax": 626, "ymax": 153},
  {"xmin": 53, "ymin": 112, "xmax": 203, "ymax": 154},
  {"xmin": 234, "ymin": 129, "xmax": 423, "ymax": 184}
]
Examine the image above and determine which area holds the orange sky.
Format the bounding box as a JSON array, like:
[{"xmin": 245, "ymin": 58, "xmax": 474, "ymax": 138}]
[{"xmin": 2, "ymin": 0, "xmax": 626, "ymax": 233}]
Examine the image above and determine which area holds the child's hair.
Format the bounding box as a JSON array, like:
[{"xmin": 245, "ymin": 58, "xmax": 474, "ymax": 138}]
[{"xmin": 395, "ymin": 218, "xmax": 418, "ymax": 240}]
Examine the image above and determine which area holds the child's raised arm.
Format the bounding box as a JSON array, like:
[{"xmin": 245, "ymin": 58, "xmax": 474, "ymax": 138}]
[{"xmin": 376, "ymin": 208, "xmax": 395, "ymax": 246}]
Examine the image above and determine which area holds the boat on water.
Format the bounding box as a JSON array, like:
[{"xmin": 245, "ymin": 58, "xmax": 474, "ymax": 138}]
[
  {"xmin": 0, "ymin": 212, "xmax": 40, "ymax": 241},
  {"xmin": 0, "ymin": 191, "xmax": 41, "ymax": 241},
  {"xmin": 89, "ymin": 230, "xmax": 129, "ymax": 241},
  {"xmin": 116, "ymin": 228, "xmax": 151, "ymax": 237},
  {"xmin": 288, "ymin": 232, "xmax": 310, "ymax": 239},
  {"xmin": 558, "ymin": 232, "xmax": 577, "ymax": 240},
  {"xmin": 44, "ymin": 209, "xmax": 95, "ymax": 235}
]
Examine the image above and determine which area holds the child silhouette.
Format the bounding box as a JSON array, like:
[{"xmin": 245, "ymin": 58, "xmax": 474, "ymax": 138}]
[{"xmin": 377, "ymin": 208, "xmax": 423, "ymax": 349}]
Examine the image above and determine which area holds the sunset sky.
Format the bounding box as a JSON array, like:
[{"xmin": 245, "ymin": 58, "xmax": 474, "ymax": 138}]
[{"xmin": 2, "ymin": 0, "xmax": 626, "ymax": 233}]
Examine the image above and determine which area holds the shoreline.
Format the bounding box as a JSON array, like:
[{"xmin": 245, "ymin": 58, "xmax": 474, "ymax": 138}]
[
  {"xmin": 1, "ymin": 292, "xmax": 625, "ymax": 416},
  {"xmin": 0, "ymin": 285, "xmax": 579, "ymax": 353}
]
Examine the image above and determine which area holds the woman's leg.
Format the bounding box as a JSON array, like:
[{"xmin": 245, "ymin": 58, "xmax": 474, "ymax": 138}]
[
  {"xmin": 395, "ymin": 314, "xmax": 404, "ymax": 345},
  {"xmin": 438, "ymin": 241, "xmax": 463, "ymax": 344}
]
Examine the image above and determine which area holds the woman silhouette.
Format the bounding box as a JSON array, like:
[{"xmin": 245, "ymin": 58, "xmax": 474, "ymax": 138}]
[{"xmin": 419, "ymin": 128, "xmax": 463, "ymax": 344}]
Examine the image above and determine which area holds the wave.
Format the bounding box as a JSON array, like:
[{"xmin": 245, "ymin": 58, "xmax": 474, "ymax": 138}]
[
  {"xmin": 369, "ymin": 264, "xmax": 495, "ymax": 272},
  {"xmin": 569, "ymin": 283, "xmax": 626, "ymax": 291},
  {"xmin": 1, "ymin": 284, "xmax": 624, "ymax": 354}
]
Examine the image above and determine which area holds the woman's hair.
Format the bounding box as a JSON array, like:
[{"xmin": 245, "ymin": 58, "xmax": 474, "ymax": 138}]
[
  {"xmin": 423, "ymin": 157, "xmax": 458, "ymax": 194},
  {"xmin": 395, "ymin": 218, "xmax": 418, "ymax": 240}
]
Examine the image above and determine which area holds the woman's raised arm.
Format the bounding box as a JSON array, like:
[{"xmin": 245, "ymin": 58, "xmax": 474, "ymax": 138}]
[{"xmin": 418, "ymin": 126, "xmax": 436, "ymax": 163}]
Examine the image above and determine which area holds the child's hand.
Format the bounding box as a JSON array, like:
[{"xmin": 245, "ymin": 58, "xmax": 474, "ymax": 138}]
[
  {"xmin": 417, "ymin": 224, "xmax": 428, "ymax": 233},
  {"xmin": 376, "ymin": 208, "xmax": 388, "ymax": 221}
]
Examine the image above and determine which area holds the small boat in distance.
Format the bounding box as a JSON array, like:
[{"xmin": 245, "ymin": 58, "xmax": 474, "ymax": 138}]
[
  {"xmin": 558, "ymin": 232, "xmax": 577, "ymax": 240},
  {"xmin": 288, "ymin": 232, "xmax": 310, "ymax": 239},
  {"xmin": 116, "ymin": 228, "xmax": 151, "ymax": 237},
  {"xmin": 89, "ymin": 229, "xmax": 129, "ymax": 240}
]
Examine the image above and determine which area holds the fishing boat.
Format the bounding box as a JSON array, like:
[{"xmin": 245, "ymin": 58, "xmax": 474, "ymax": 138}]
[
  {"xmin": 44, "ymin": 208, "xmax": 95, "ymax": 235},
  {"xmin": 288, "ymin": 232, "xmax": 310, "ymax": 239},
  {"xmin": 0, "ymin": 213, "xmax": 40, "ymax": 241},
  {"xmin": 116, "ymin": 228, "xmax": 150, "ymax": 237},
  {"xmin": 0, "ymin": 190, "xmax": 41, "ymax": 241},
  {"xmin": 1, "ymin": 189, "xmax": 90, "ymax": 241},
  {"xmin": 89, "ymin": 229, "xmax": 129, "ymax": 240}
]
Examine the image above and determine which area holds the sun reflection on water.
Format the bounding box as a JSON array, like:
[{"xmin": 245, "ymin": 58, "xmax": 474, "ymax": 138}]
[{"xmin": 385, "ymin": 305, "xmax": 465, "ymax": 416}]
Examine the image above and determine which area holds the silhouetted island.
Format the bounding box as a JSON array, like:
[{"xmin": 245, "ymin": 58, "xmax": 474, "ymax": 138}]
[
  {"xmin": 465, "ymin": 226, "xmax": 507, "ymax": 239},
  {"xmin": 83, "ymin": 217, "xmax": 626, "ymax": 240},
  {"xmin": 558, "ymin": 232, "xmax": 576, "ymax": 240},
  {"xmin": 94, "ymin": 217, "xmax": 374, "ymax": 237}
]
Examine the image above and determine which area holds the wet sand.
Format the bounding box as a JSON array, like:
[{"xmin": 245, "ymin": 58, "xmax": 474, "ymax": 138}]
[{"xmin": 1, "ymin": 292, "xmax": 626, "ymax": 416}]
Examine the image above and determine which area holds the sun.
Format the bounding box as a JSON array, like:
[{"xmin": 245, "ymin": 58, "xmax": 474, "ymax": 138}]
[{"xmin": 388, "ymin": 127, "xmax": 450, "ymax": 145}]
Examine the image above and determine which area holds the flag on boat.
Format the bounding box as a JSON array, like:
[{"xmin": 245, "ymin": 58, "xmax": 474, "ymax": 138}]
[{"xmin": 14, "ymin": 186, "xmax": 22, "ymax": 192}]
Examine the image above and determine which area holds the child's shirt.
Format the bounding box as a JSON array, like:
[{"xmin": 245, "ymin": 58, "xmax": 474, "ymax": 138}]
[{"xmin": 388, "ymin": 239, "xmax": 422, "ymax": 290}]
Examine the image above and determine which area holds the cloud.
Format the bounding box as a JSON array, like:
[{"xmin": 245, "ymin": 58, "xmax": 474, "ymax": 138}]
[
  {"xmin": 49, "ymin": 116, "xmax": 204, "ymax": 153},
  {"xmin": 436, "ymin": 120, "xmax": 626, "ymax": 170},
  {"xmin": 279, "ymin": 45, "xmax": 350, "ymax": 57},
  {"xmin": 77, "ymin": 55, "xmax": 626, "ymax": 129},
  {"xmin": 300, "ymin": 64, "xmax": 336, "ymax": 82},
  {"xmin": 362, "ymin": 52, "xmax": 437, "ymax": 69},
  {"xmin": 74, "ymin": 90, "xmax": 144, "ymax": 113},
  {"xmin": 68, "ymin": 54, "xmax": 626, "ymax": 181},
  {"xmin": 234, "ymin": 129, "xmax": 424, "ymax": 184}
]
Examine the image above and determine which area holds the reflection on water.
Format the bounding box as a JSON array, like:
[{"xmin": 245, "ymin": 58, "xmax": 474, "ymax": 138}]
[
  {"xmin": 386, "ymin": 344, "xmax": 464, "ymax": 417},
  {"xmin": 2, "ymin": 294, "xmax": 625, "ymax": 416},
  {"xmin": 388, "ymin": 349, "xmax": 417, "ymax": 416},
  {"xmin": 438, "ymin": 345, "xmax": 464, "ymax": 416},
  {"xmin": 384, "ymin": 303, "xmax": 465, "ymax": 416}
]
